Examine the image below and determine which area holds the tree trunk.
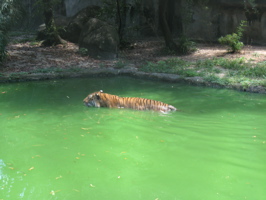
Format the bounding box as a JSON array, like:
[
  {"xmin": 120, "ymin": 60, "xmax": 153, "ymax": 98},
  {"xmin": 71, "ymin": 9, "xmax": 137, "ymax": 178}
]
[
  {"xmin": 158, "ymin": 0, "xmax": 178, "ymax": 51},
  {"xmin": 42, "ymin": 0, "xmax": 64, "ymax": 46},
  {"xmin": 175, "ymin": 0, "xmax": 183, "ymax": 37},
  {"xmin": 159, "ymin": 0, "xmax": 178, "ymax": 51},
  {"xmin": 116, "ymin": 0, "xmax": 127, "ymax": 47},
  {"xmin": 116, "ymin": 0, "xmax": 122, "ymax": 41}
]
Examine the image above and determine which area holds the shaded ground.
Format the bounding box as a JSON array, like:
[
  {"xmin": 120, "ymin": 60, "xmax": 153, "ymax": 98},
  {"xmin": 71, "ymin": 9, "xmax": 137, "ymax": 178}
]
[{"xmin": 1, "ymin": 33, "xmax": 266, "ymax": 93}]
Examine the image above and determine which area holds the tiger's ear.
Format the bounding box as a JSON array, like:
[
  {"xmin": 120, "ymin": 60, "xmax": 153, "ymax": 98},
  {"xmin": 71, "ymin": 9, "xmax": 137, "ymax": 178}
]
[{"xmin": 100, "ymin": 90, "xmax": 103, "ymax": 93}]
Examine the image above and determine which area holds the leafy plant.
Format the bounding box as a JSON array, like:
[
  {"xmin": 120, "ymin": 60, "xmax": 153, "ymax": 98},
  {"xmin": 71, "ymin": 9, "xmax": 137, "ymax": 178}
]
[
  {"xmin": 218, "ymin": 20, "xmax": 247, "ymax": 53},
  {"xmin": 178, "ymin": 35, "xmax": 197, "ymax": 54},
  {"xmin": 78, "ymin": 48, "xmax": 88, "ymax": 56},
  {"xmin": 203, "ymin": 74, "xmax": 230, "ymax": 86},
  {"xmin": 114, "ymin": 60, "xmax": 127, "ymax": 69}
]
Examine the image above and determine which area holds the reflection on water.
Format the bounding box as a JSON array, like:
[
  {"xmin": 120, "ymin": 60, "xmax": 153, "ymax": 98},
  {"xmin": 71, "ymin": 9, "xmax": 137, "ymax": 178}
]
[{"xmin": 1, "ymin": 77, "xmax": 266, "ymax": 200}]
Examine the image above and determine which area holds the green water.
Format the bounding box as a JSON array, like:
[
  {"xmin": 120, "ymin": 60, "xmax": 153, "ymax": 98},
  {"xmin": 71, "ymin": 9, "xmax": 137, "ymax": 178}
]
[{"xmin": 0, "ymin": 77, "xmax": 265, "ymax": 200}]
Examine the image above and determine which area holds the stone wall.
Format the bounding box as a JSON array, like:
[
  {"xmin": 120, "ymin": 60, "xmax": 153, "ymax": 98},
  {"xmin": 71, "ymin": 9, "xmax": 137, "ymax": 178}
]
[
  {"xmin": 58, "ymin": 0, "xmax": 266, "ymax": 44},
  {"xmin": 18, "ymin": 0, "xmax": 266, "ymax": 44},
  {"xmin": 183, "ymin": 0, "xmax": 266, "ymax": 44}
]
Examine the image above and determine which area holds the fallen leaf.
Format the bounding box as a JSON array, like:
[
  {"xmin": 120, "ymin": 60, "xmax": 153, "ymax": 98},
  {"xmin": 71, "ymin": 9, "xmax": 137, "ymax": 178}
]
[
  {"xmin": 32, "ymin": 144, "xmax": 45, "ymax": 146},
  {"xmin": 28, "ymin": 167, "xmax": 34, "ymax": 171},
  {"xmin": 50, "ymin": 190, "xmax": 60, "ymax": 195},
  {"xmin": 32, "ymin": 155, "xmax": 41, "ymax": 159},
  {"xmin": 55, "ymin": 175, "xmax": 62, "ymax": 180}
]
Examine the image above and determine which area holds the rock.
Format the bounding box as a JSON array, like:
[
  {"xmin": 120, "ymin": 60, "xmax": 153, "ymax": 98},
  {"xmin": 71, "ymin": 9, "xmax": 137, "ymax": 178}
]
[
  {"xmin": 79, "ymin": 18, "xmax": 119, "ymax": 60},
  {"xmin": 54, "ymin": 14, "xmax": 70, "ymax": 27},
  {"xmin": 64, "ymin": 5, "xmax": 101, "ymax": 43},
  {"xmin": 36, "ymin": 24, "xmax": 47, "ymax": 41}
]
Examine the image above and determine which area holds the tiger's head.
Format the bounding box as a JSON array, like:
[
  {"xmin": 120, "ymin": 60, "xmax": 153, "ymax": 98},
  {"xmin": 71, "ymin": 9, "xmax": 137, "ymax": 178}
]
[{"xmin": 83, "ymin": 90, "xmax": 103, "ymax": 107}]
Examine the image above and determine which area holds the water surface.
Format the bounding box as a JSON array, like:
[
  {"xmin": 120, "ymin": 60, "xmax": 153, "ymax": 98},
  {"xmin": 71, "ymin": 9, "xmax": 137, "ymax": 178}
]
[{"xmin": 1, "ymin": 77, "xmax": 265, "ymax": 200}]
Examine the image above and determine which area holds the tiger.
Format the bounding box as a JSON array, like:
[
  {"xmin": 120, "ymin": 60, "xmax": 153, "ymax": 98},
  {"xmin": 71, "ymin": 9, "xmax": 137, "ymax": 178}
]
[{"xmin": 83, "ymin": 90, "xmax": 177, "ymax": 112}]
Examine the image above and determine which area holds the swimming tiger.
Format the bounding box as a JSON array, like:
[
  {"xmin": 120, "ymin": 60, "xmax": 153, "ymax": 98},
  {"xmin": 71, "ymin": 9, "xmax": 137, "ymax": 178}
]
[{"xmin": 83, "ymin": 90, "xmax": 177, "ymax": 112}]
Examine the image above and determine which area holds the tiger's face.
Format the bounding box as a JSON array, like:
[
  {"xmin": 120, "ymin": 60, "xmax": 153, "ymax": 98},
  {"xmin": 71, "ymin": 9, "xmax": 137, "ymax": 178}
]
[{"xmin": 83, "ymin": 90, "xmax": 103, "ymax": 107}]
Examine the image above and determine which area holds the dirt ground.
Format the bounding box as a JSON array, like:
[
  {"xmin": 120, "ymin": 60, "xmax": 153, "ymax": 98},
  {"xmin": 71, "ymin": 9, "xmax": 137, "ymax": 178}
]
[
  {"xmin": 2, "ymin": 35, "xmax": 266, "ymax": 74},
  {"xmin": 121, "ymin": 39, "xmax": 266, "ymax": 64}
]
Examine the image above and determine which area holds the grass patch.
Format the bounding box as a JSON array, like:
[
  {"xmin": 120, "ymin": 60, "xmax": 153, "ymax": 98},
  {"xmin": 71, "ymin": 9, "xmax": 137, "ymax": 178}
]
[
  {"xmin": 140, "ymin": 58, "xmax": 199, "ymax": 77},
  {"xmin": 31, "ymin": 67, "xmax": 83, "ymax": 74},
  {"xmin": 196, "ymin": 57, "xmax": 246, "ymax": 70},
  {"xmin": 139, "ymin": 56, "xmax": 266, "ymax": 89},
  {"xmin": 11, "ymin": 35, "xmax": 38, "ymax": 45},
  {"xmin": 242, "ymin": 62, "xmax": 266, "ymax": 78},
  {"xmin": 8, "ymin": 72, "xmax": 29, "ymax": 79},
  {"xmin": 114, "ymin": 60, "xmax": 127, "ymax": 69}
]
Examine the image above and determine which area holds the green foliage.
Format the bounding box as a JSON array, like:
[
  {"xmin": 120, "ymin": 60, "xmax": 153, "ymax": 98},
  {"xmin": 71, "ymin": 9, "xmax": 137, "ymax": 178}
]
[
  {"xmin": 214, "ymin": 57, "xmax": 246, "ymax": 70},
  {"xmin": 140, "ymin": 58, "xmax": 199, "ymax": 77},
  {"xmin": 242, "ymin": 62, "xmax": 266, "ymax": 78},
  {"xmin": 78, "ymin": 48, "xmax": 89, "ymax": 56},
  {"xmin": 203, "ymin": 74, "xmax": 222, "ymax": 83},
  {"xmin": 99, "ymin": 0, "xmax": 141, "ymax": 47},
  {"xmin": 114, "ymin": 60, "xmax": 127, "ymax": 69},
  {"xmin": 218, "ymin": 33, "xmax": 244, "ymax": 52},
  {"xmin": 218, "ymin": 21, "xmax": 247, "ymax": 53},
  {"xmin": 178, "ymin": 35, "xmax": 197, "ymax": 54},
  {"xmin": 0, "ymin": 0, "xmax": 21, "ymax": 63},
  {"xmin": 139, "ymin": 56, "xmax": 266, "ymax": 87},
  {"xmin": 244, "ymin": 0, "xmax": 257, "ymax": 11},
  {"xmin": 139, "ymin": 56, "xmax": 265, "ymax": 88}
]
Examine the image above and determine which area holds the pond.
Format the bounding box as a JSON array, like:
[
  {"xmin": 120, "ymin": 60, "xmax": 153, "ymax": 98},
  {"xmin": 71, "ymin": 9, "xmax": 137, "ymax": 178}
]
[{"xmin": 1, "ymin": 76, "xmax": 266, "ymax": 200}]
